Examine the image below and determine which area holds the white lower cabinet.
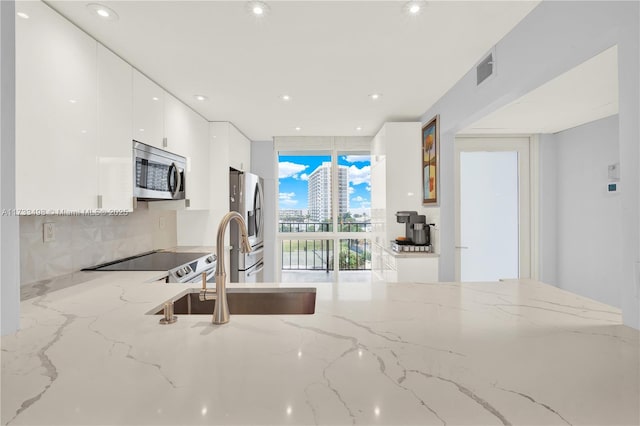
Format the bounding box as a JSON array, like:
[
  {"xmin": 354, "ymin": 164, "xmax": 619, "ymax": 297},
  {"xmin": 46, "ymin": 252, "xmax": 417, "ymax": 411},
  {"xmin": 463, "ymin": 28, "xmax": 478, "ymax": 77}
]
[
  {"xmin": 372, "ymin": 243, "xmax": 439, "ymax": 283},
  {"xmin": 16, "ymin": 0, "xmax": 98, "ymax": 211}
]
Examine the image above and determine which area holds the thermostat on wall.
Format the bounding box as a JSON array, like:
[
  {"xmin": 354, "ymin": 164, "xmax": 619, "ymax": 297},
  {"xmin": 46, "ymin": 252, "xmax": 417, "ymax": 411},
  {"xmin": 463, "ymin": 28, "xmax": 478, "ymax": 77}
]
[{"xmin": 607, "ymin": 182, "xmax": 620, "ymax": 194}]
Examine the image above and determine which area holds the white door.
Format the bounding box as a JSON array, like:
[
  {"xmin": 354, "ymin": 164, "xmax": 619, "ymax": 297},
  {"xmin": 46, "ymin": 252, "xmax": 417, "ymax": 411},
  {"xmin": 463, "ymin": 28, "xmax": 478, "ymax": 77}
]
[{"xmin": 455, "ymin": 137, "xmax": 531, "ymax": 282}]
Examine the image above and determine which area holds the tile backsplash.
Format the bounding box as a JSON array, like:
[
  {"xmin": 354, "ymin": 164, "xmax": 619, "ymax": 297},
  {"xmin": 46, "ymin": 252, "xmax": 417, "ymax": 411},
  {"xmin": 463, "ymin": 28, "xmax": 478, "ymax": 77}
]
[{"xmin": 19, "ymin": 204, "xmax": 176, "ymax": 285}]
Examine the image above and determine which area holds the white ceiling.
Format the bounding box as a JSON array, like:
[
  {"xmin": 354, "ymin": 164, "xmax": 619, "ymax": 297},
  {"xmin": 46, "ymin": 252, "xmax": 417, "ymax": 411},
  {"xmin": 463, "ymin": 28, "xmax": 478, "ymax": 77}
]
[
  {"xmin": 460, "ymin": 45, "xmax": 619, "ymax": 135},
  {"xmin": 45, "ymin": 0, "xmax": 540, "ymax": 140}
]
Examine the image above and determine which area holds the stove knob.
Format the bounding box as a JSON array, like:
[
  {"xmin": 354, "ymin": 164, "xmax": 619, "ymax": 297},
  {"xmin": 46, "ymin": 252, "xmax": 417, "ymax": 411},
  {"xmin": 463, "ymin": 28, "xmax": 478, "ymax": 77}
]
[
  {"xmin": 175, "ymin": 269, "xmax": 184, "ymax": 278},
  {"xmin": 206, "ymin": 255, "xmax": 216, "ymax": 264},
  {"xmin": 183, "ymin": 266, "xmax": 191, "ymax": 275}
]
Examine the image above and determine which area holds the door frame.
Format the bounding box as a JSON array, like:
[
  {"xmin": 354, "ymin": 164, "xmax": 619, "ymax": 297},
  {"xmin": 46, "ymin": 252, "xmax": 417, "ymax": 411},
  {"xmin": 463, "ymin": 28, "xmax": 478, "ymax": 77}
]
[{"xmin": 454, "ymin": 135, "xmax": 539, "ymax": 282}]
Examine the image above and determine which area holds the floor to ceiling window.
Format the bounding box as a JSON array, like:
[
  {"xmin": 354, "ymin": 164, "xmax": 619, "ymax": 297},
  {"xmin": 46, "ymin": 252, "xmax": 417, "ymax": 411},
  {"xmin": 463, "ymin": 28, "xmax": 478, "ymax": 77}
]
[{"xmin": 276, "ymin": 138, "xmax": 371, "ymax": 283}]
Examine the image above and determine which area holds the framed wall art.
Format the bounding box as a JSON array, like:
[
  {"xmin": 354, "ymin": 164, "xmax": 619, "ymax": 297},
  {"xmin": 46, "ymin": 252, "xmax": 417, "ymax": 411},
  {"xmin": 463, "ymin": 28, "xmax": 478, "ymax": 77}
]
[{"xmin": 422, "ymin": 115, "xmax": 439, "ymax": 205}]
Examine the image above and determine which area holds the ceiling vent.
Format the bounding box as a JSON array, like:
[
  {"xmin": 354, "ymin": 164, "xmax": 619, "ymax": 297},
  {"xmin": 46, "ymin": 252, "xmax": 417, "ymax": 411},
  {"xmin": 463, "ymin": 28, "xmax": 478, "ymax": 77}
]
[{"xmin": 476, "ymin": 51, "xmax": 495, "ymax": 86}]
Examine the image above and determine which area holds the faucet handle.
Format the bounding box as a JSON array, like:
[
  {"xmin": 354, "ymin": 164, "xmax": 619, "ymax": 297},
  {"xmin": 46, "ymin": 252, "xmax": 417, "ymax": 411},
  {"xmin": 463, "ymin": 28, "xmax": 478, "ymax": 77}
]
[{"xmin": 201, "ymin": 272, "xmax": 207, "ymax": 290}]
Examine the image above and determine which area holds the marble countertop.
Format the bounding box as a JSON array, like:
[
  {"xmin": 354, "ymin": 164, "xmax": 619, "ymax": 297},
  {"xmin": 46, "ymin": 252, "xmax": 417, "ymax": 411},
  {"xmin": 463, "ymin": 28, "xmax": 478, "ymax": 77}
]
[{"xmin": 2, "ymin": 272, "xmax": 639, "ymax": 425}]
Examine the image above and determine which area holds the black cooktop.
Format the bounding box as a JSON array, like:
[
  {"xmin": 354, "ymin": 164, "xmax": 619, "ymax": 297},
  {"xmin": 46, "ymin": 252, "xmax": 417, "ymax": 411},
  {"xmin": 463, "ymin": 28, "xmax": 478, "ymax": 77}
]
[{"xmin": 84, "ymin": 251, "xmax": 211, "ymax": 272}]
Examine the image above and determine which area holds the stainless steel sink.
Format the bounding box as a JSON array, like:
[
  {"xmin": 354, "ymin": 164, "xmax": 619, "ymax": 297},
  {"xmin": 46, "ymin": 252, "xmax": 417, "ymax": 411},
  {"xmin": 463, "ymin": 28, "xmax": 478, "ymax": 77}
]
[{"xmin": 153, "ymin": 288, "xmax": 316, "ymax": 315}]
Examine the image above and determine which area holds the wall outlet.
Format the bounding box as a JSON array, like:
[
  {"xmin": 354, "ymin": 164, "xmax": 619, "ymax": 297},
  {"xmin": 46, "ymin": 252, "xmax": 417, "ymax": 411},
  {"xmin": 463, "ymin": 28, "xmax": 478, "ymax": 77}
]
[{"xmin": 43, "ymin": 222, "xmax": 56, "ymax": 243}]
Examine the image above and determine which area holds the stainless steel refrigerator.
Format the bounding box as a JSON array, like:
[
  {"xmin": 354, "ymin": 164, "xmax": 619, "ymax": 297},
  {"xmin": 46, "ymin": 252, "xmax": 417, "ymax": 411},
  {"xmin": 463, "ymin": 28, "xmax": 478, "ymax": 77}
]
[{"xmin": 229, "ymin": 170, "xmax": 265, "ymax": 282}]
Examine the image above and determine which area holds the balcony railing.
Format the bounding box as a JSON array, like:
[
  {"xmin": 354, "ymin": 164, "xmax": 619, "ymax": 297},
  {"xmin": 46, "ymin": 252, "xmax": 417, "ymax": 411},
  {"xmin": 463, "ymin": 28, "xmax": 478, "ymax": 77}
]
[
  {"xmin": 279, "ymin": 222, "xmax": 371, "ymax": 272},
  {"xmin": 278, "ymin": 222, "xmax": 372, "ymax": 233}
]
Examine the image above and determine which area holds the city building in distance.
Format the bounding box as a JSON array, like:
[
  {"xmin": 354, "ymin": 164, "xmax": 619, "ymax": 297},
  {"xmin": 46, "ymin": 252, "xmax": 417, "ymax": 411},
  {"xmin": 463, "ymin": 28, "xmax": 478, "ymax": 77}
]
[{"xmin": 308, "ymin": 162, "xmax": 348, "ymax": 222}]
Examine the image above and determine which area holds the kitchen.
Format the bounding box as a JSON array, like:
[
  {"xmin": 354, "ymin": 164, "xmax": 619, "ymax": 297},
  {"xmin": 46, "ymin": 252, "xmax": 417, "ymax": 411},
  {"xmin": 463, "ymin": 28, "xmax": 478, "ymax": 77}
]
[{"xmin": 1, "ymin": 1, "xmax": 639, "ymax": 425}]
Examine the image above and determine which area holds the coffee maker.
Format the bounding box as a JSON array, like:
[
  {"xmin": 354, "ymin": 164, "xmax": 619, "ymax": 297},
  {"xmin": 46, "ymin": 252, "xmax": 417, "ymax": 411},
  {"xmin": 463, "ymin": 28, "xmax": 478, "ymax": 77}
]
[{"xmin": 394, "ymin": 211, "xmax": 433, "ymax": 252}]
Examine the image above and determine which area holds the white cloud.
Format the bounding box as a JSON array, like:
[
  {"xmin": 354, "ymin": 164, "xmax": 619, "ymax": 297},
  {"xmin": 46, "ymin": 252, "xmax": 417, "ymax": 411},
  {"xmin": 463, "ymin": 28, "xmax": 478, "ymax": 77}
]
[
  {"xmin": 344, "ymin": 155, "xmax": 371, "ymax": 163},
  {"xmin": 348, "ymin": 165, "xmax": 370, "ymax": 186},
  {"xmin": 348, "ymin": 186, "xmax": 355, "ymax": 195},
  {"xmin": 279, "ymin": 192, "xmax": 298, "ymax": 206},
  {"xmin": 279, "ymin": 162, "xmax": 308, "ymax": 179},
  {"xmin": 300, "ymin": 173, "xmax": 309, "ymax": 181},
  {"xmin": 366, "ymin": 185, "xmax": 371, "ymax": 192},
  {"xmin": 352, "ymin": 195, "xmax": 365, "ymax": 203}
]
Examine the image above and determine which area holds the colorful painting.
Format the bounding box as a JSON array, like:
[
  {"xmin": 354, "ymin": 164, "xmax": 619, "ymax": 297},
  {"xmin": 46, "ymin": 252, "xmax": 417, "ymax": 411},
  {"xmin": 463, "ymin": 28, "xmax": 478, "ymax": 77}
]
[{"xmin": 422, "ymin": 115, "xmax": 439, "ymax": 205}]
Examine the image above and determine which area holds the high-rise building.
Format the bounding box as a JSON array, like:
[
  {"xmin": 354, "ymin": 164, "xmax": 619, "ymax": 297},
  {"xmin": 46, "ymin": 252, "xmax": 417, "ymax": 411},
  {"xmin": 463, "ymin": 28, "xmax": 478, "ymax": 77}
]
[{"xmin": 308, "ymin": 162, "xmax": 348, "ymax": 222}]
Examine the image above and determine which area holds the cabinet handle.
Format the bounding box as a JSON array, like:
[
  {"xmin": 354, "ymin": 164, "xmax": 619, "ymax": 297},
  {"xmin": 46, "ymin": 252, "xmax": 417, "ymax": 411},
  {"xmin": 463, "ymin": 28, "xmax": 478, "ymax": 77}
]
[
  {"xmin": 455, "ymin": 246, "xmax": 469, "ymax": 249},
  {"xmin": 97, "ymin": 195, "xmax": 103, "ymax": 209},
  {"xmin": 163, "ymin": 137, "xmax": 168, "ymax": 148}
]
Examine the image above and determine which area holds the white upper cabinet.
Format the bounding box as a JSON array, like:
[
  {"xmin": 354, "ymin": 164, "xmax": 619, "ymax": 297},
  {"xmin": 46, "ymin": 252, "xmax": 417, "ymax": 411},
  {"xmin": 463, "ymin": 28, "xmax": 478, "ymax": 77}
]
[
  {"xmin": 132, "ymin": 70, "xmax": 164, "ymax": 149},
  {"xmin": 228, "ymin": 124, "xmax": 251, "ymax": 172},
  {"xmin": 163, "ymin": 93, "xmax": 190, "ymax": 156},
  {"xmin": 16, "ymin": 1, "xmax": 211, "ymax": 213},
  {"xmin": 97, "ymin": 44, "xmax": 133, "ymax": 211},
  {"xmin": 16, "ymin": 1, "xmax": 98, "ymax": 211},
  {"xmin": 183, "ymin": 110, "xmax": 210, "ymax": 210}
]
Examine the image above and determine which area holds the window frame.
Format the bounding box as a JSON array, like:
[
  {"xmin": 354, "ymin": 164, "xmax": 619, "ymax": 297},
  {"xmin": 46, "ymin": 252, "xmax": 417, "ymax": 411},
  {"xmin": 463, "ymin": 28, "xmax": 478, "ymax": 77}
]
[{"xmin": 274, "ymin": 136, "xmax": 371, "ymax": 282}]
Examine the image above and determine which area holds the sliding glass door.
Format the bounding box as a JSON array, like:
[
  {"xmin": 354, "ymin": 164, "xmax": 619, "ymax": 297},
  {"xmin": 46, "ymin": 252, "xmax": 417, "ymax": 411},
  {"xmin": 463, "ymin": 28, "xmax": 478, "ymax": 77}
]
[{"xmin": 276, "ymin": 146, "xmax": 371, "ymax": 283}]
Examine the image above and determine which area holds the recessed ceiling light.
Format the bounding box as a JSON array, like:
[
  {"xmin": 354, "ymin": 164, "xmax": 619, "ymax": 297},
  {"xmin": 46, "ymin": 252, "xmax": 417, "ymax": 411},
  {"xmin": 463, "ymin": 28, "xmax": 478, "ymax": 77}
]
[
  {"xmin": 369, "ymin": 93, "xmax": 382, "ymax": 100},
  {"xmin": 16, "ymin": 12, "xmax": 29, "ymax": 19},
  {"xmin": 247, "ymin": 1, "xmax": 270, "ymax": 17},
  {"xmin": 194, "ymin": 95, "xmax": 208, "ymax": 101},
  {"xmin": 68, "ymin": 99, "xmax": 77, "ymax": 104},
  {"xmin": 281, "ymin": 94, "xmax": 291, "ymax": 101},
  {"xmin": 356, "ymin": 127, "xmax": 362, "ymax": 131},
  {"xmin": 152, "ymin": 96, "xmax": 159, "ymax": 101},
  {"xmin": 87, "ymin": 3, "xmax": 119, "ymax": 21},
  {"xmin": 139, "ymin": 128, "xmax": 145, "ymax": 132},
  {"xmin": 404, "ymin": 1, "xmax": 425, "ymax": 15},
  {"xmin": 295, "ymin": 127, "xmax": 301, "ymax": 131}
]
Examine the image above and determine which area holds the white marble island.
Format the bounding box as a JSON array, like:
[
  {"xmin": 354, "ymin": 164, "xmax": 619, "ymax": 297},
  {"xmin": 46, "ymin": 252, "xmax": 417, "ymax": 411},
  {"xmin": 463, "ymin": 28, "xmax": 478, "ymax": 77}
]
[{"xmin": 2, "ymin": 273, "xmax": 639, "ymax": 425}]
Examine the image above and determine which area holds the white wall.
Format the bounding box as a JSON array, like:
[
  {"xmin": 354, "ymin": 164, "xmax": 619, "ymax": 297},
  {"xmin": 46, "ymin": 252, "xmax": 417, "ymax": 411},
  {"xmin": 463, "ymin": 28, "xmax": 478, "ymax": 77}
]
[
  {"xmin": 1, "ymin": 0, "xmax": 20, "ymax": 336},
  {"xmin": 251, "ymin": 140, "xmax": 276, "ymax": 282},
  {"xmin": 541, "ymin": 116, "xmax": 623, "ymax": 307},
  {"xmin": 538, "ymin": 134, "xmax": 557, "ymax": 286},
  {"xmin": 420, "ymin": 1, "xmax": 639, "ymax": 328}
]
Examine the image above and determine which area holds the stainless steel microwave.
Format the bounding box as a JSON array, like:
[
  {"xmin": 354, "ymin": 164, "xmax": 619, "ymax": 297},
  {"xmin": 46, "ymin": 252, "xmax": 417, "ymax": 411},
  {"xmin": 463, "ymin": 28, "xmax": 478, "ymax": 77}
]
[{"xmin": 133, "ymin": 141, "xmax": 186, "ymax": 201}]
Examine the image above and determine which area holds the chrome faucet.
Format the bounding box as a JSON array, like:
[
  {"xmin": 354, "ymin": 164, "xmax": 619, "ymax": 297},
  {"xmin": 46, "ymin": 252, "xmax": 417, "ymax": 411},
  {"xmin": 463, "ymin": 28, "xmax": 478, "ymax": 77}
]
[{"xmin": 210, "ymin": 211, "xmax": 252, "ymax": 324}]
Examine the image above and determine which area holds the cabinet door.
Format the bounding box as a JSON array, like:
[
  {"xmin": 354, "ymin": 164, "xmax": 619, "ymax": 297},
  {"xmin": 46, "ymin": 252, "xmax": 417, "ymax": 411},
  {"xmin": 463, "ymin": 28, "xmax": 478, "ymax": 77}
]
[
  {"xmin": 163, "ymin": 93, "xmax": 190, "ymax": 156},
  {"xmin": 97, "ymin": 44, "xmax": 133, "ymax": 211},
  {"xmin": 132, "ymin": 70, "xmax": 164, "ymax": 148},
  {"xmin": 228, "ymin": 124, "xmax": 251, "ymax": 171},
  {"xmin": 184, "ymin": 111, "xmax": 210, "ymax": 209},
  {"xmin": 209, "ymin": 122, "xmax": 231, "ymax": 211},
  {"xmin": 16, "ymin": 1, "xmax": 98, "ymax": 211}
]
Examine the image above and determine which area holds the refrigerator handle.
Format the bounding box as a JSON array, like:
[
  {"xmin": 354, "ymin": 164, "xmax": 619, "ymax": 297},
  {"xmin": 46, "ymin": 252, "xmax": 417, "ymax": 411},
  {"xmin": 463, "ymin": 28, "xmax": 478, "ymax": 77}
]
[{"xmin": 247, "ymin": 261, "xmax": 265, "ymax": 277}]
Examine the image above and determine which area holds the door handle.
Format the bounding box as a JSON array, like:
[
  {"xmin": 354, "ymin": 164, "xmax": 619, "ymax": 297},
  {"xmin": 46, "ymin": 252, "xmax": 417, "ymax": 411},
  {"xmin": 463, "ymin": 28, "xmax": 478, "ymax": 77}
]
[{"xmin": 169, "ymin": 162, "xmax": 181, "ymax": 198}]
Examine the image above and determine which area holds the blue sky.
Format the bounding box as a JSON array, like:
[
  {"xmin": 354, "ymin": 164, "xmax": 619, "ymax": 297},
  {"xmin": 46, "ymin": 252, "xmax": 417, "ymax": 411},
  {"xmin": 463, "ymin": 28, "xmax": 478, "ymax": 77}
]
[{"xmin": 278, "ymin": 154, "xmax": 371, "ymax": 215}]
